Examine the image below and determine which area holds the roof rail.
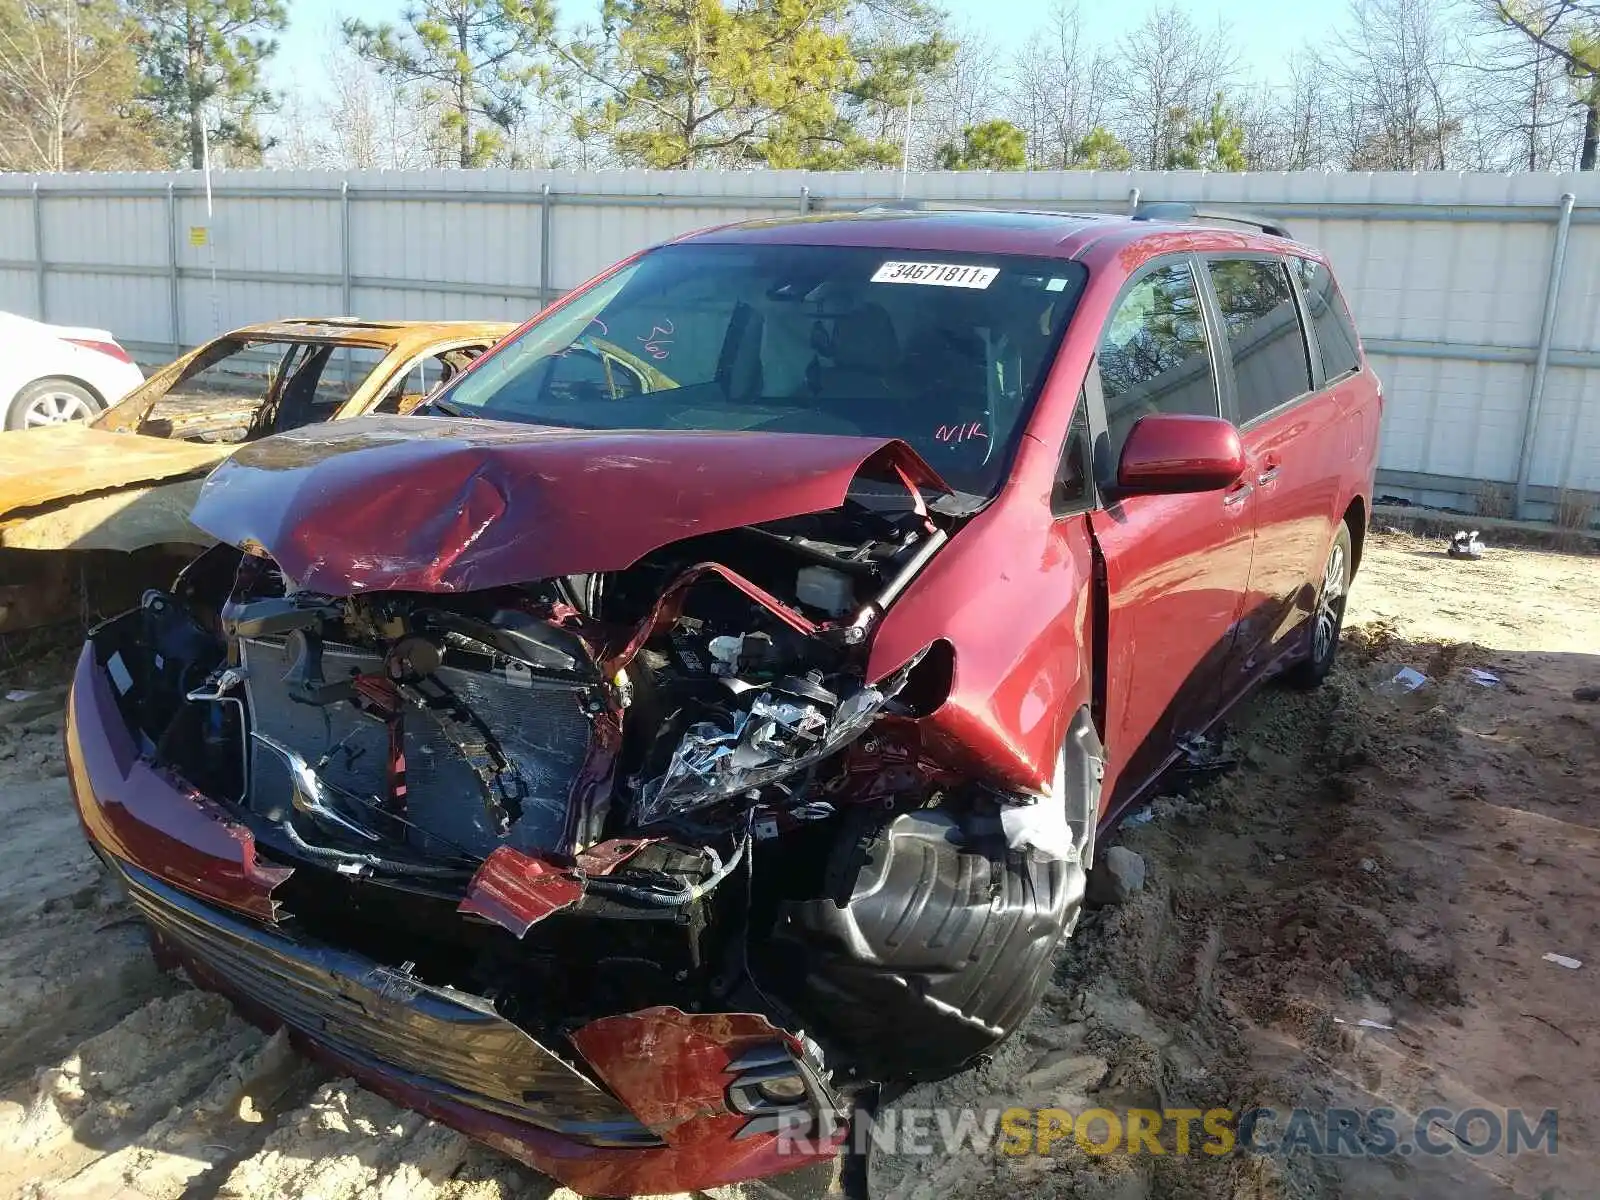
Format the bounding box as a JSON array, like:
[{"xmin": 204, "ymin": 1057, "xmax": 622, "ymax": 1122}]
[
  {"xmin": 853, "ymin": 199, "xmax": 1120, "ymax": 222},
  {"xmin": 857, "ymin": 200, "xmax": 929, "ymax": 212},
  {"xmin": 1131, "ymin": 201, "xmax": 1293, "ymax": 240},
  {"xmin": 855, "ymin": 199, "xmax": 988, "ymax": 214}
]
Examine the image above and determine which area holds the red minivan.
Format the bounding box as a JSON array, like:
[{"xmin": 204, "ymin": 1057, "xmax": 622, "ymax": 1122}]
[{"xmin": 65, "ymin": 204, "xmax": 1380, "ymax": 1196}]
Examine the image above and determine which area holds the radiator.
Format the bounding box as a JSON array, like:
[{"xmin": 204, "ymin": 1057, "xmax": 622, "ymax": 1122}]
[{"xmin": 239, "ymin": 636, "xmax": 593, "ymax": 858}]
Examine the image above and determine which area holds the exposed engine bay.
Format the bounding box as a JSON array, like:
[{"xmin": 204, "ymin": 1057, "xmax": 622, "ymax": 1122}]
[{"xmin": 89, "ymin": 466, "xmax": 1084, "ymax": 1098}]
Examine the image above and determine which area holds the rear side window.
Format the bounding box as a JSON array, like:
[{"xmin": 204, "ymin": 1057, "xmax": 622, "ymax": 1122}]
[
  {"xmin": 1206, "ymin": 258, "xmax": 1313, "ymax": 424},
  {"xmin": 1097, "ymin": 261, "xmax": 1218, "ymax": 460},
  {"xmin": 1295, "ymin": 258, "xmax": 1362, "ymax": 380}
]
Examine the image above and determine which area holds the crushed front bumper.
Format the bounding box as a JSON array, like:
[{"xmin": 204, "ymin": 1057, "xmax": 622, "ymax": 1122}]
[{"xmin": 64, "ymin": 643, "xmax": 842, "ymax": 1197}]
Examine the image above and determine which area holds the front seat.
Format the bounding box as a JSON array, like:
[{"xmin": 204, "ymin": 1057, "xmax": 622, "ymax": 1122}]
[{"xmin": 809, "ymin": 304, "xmax": 902, "ymax": 399}]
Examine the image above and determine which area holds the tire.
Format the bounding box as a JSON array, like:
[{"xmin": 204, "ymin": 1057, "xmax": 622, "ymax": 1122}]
[
  {"xmin": 5, "ymin": 377, "xmax": 104, "ymax": 430},
  {"xmin": 1286, "ymin": 521, "xmax": 1353, "ymax": 689}
]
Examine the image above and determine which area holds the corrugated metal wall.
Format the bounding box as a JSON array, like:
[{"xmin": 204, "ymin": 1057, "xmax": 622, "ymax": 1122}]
[{"xmin": 1, "ymin": 168, "xmax": 1596, "ymax": 518}]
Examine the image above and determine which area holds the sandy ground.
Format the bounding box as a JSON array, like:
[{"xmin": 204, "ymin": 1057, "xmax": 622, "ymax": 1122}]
[{"xmin": 0, "ymin": 530, "xmax": 1595, "ymax": 1200}]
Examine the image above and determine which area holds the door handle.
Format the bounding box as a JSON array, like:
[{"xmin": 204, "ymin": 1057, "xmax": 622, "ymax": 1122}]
[
  {"xmin": 1223, "ymin": 483, "xmax": 1253, "ymax": 507},
  {"xmin": 1257, "ymin": 466, "xmax": 1281, "ymax": 486}
]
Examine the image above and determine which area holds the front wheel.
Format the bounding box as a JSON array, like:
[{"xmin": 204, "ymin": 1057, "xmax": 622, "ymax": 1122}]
[{"xmin": 1287, "ymin": 521, "xmax": 1352, "ymax": 689}]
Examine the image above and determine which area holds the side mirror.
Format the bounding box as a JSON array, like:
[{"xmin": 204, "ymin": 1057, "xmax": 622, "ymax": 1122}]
[{"xmin": 1115, "ymin": 413, "xmax": 1245, "ymax": 495}]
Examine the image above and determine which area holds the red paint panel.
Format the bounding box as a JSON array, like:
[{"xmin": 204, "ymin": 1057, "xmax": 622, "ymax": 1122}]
[
  {"xmin": 867, "ymin": 436, "xmax": 1097, "ymax": 793},
  {"xmin": 1089, "ymin": 484, "xmax": 1255, "ymax": 812},
  {"xmin": 65, "ymin": 646, "xmax": 291, "ymax": 922},
  {"xmin": 457, "ymin": 847, "xmax": 585, "ymax": 935},
  {"xmin": 191, "ymin": 416, "xmax": 947, "ymax": 595},
  {"xmin": 1233, "ymin": 393, "xmax": 1346, "ymax": 675},
  {"xmin": 569, "ymin": 1004, "xmax": 825, "ymax": 1145},
  {"xmin": 459, "ymin": 837, "xmax": 655, "ymax": 937}
]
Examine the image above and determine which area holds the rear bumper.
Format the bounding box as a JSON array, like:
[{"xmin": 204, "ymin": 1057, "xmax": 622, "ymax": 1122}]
[{"xmin": 65, "ymin": 644, "xmax": 841, "ymax": 1197}]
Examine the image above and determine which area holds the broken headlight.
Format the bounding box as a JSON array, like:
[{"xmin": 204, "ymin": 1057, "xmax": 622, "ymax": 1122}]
[{"xmin": 634, "ymin": 674, "xmax": 890, "ymax": 827}]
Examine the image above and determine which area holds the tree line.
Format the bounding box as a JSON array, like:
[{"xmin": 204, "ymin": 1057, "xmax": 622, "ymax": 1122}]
[{"xmin": 5, "ymin": 0, "xmax": 1600, "ymax": 175}]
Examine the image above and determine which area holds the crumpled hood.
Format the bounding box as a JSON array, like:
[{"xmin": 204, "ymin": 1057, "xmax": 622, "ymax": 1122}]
[{"xmin": 191, "ymin": 415, "xmax": 948, "ymax": 594}]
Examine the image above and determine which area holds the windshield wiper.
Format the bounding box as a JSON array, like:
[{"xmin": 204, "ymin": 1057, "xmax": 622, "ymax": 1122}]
[{"xmin": 420, "ymin": 396, "xmax": 469, "ymax": 417}]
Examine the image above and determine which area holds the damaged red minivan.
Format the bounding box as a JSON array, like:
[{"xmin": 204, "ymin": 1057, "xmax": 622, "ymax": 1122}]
[{"xmin": 65, "ymin": 204, "xmax": 1379, "ymax": 1196}]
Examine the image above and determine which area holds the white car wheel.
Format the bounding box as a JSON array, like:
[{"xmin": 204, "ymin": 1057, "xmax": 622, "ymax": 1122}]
[{"xmin": 7, "ymin": 378, "xmax": 102, "ymax": 429}]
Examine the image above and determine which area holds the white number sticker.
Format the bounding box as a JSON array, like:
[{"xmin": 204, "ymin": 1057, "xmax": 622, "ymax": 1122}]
[{"xmin": 870, "ymin": 261, "xmax": 1000, "ymax": 289}]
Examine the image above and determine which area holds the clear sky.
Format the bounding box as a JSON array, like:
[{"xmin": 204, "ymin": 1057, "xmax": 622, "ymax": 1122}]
[{"xmin": 268, "ymin": 0, "xmax": 1343, "ymax": 108}]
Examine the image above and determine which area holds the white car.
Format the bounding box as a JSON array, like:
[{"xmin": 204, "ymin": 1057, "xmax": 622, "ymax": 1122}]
[{"xmin": 0, "ymin": 312, "xmax": 145, "ymax": 430}]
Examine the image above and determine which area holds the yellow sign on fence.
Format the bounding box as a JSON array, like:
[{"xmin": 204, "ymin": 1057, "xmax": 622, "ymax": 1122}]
[{"xmin": 188, "ymin": 226, "xmax": 208, "ymax": 247}]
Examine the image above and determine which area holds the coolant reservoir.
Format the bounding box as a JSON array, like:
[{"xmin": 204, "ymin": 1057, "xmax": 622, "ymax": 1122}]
[{"xmin": 796, "ymin": 565, "xmax": 854, "ymax": 617}]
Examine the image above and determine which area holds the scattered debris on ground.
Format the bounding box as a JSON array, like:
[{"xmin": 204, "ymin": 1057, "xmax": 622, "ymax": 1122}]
[{"xmin": 2, "ymin": 531, "xmax": 1596, "ymax": 1200}]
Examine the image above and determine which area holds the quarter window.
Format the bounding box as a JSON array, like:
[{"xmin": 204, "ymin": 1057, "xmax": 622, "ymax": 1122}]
[
  {"xmin": 1206, "ymin": 259, "xmax": 1313, "ymax": 424},
  {"xmin": 1052, "ymin": 392, "xmax": 1093, "ymax": 514},
  {"xmin": 1295, "ymin": 258, "xmax": 1362, "ymax": 381},
  {"xmin": 1097, "ymin": 261, "xmax": 1219, "ymax": 461}
]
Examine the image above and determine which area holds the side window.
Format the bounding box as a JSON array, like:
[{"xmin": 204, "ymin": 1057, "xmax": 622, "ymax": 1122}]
[
  {"xmin": 1207, "ymin": 258, "xmax": 1314, "ymax": 424},
  {"xmin": 540, "ymin": 343, "xmax": 650, "ymax": 404},
  {"xmin": 374, "ymin": 347, "xmax": 490, "ymax": 414},
  {"xmin": 1098, "ymin": 261, "xmax": 1218, "ymax": 462},
  {"xmin": 314, "ymin": 346, "xmax": 389, "ymax": 407},
  {"xmin": 1052, "ymin": 392, "xmax": 1093, "ymax": 515},
  {"xmin": 137, "ymin": 339, "xmax": 299, "ymax": 442},
  {"xmin": 1295, "ymin": 258, "xmax": 1362, "ymax": 381}
]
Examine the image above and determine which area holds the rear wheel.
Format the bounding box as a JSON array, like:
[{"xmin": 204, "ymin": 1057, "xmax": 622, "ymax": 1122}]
[
  {"xmin": 6, "ymin": 378, "xmax": 103, "ymax": 429},
  {"xmin": 1287, "ymin": 521, "xmax": 1352, "ymax": 689}
]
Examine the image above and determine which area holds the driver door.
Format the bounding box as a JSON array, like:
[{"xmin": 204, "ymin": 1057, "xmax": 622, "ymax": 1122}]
[{"xmin": 1087, "ymin": 257, "xmax": 1258, "ymax": 811}]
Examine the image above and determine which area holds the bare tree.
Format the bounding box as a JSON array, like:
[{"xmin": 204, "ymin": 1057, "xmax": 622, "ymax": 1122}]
[
  {"xmin": 913, "ymin": 22, "xmax": 1004, "ymax": 167},
  {"xmin": 266, "ymin": 46, "xmax": 453, "ymax": 170},
  {"xmin": 1109, "ymin": 5, "xmax": 1239, "ymax": 169},
  {"xmin": 1319, "ymin": 0, "xmax": 1466, "ymax": 169},
  {"xmin": 0, "ymin": 0, "xmax": 161, "ymax": 171},
  {"xmin": 1485, "ymin": 0, "xmax": 1600, "ymax": 167},
  {"xmin": 1226, "ymin": 83, "xmax": 1284, "ymax": 170},
  {"xmin": 1272, "ymin": 53, "xmax": 1340, "ymax": 169},
  {"xmin": 1455, "ymin": 18, "xmax": 1580, "ymax": 170},
  {"xmin": 1006, "ymin": 0, "xmax": 1112, "ymax": 168}
]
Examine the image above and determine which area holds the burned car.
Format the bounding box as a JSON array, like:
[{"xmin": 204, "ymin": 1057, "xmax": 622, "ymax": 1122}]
[
  {"xmin": 0, "ymin": 319, "xmax": 511, "ymax": 632},
  {"xmin": 67, "ymin": 208, "xmax": 1380, "ymax": 1195}
]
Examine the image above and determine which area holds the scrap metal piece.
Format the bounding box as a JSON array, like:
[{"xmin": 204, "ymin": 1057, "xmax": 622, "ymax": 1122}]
[
  {"xmin": 459, "ymin": 838, "xmax": 653, "ymax": 936},
  {"xmin": 1448, "ymin": 529, "xmax": 1486, "ymax": 559}
]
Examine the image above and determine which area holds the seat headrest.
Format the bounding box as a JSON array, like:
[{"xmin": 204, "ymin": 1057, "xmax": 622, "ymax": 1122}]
[{"xmin": 830, "ymin": 304, "xmax": 899, "ymax": 370}]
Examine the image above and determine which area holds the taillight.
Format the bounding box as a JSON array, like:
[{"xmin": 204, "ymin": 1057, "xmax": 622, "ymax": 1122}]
[{"xmin": 65, "ymin": 338, "xmax": 133, "ymax": 364}]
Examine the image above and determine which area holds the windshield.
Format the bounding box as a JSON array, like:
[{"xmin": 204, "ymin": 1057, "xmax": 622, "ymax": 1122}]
[{"xmin": 428, "ymin": 242, "xmax": 1087, "ymax": 495}]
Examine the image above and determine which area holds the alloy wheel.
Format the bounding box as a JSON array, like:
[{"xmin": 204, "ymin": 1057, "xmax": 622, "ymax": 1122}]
[
  {"xmin": 22, "ymin": 388, "xmax": 96, "ymax": 427},
  {"xmin": 1313, "ymin": 539, "xmax": 1347, "ymax": 664}
]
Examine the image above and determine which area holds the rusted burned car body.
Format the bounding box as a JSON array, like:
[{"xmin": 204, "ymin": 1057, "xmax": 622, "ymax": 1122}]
[
  {"xmin": 0, "ymin": 318, "xmax": 512, "ymax": 633},
  {"xmin": 1, "ymin": 319, "xmax": 515, "ymax": 551},
  {"xmin": 66, "ymin": 211, "xmax": 1380, "ymax": 1194}
]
